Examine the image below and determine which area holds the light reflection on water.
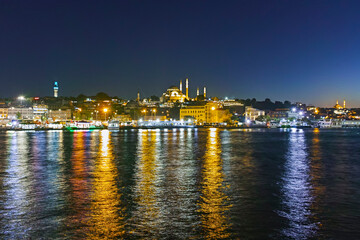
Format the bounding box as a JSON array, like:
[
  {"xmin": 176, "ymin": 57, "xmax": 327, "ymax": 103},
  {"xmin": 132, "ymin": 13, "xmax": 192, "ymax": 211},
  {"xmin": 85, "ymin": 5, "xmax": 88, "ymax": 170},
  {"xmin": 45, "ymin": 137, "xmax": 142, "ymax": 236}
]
[
  {"xmin": 87, "ymin": 130, "xmax": 125, "ymax": 239},
  {"xmin": 279, "ymin": 129, "xmax": 317, "ymax": 239},
  {"xmin": 199, "ymin": 128, "xmax": 231, "ymax": 239},
  {"xmin": 0, "ymin": 128, "xmax": 359, "ymax": 239}
]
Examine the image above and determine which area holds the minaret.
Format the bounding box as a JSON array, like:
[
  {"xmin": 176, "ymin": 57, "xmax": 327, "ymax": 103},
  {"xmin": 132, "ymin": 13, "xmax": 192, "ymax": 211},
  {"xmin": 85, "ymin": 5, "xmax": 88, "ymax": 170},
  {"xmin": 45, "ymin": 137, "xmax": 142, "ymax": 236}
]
[
  {"xmin": 54, "ymin": 81, "xmax": 58, "ymax": 98},
  {"xmin": 344, "ymin": 99, "xmax": 346, "ymax": 108},
  {"xmin": 203, "ymin": 86, "xmax": 206, "ymax": 98},
  {"xmin": 180, "ymin": 80, "xmax": 183, "ymax": 92},
  {"xmin": 336, "ymin": 99, "xmax": 339, "ymax": 105},
  {"xmin": 137, "ymin": 91, "xmax": 140, "ymax": 102},
  {"xmin": 197, "ymin": 87, "xmax": 199, "ymax": 96},
  {"xmin": 186, "ymin": 78, "xmax": 189, "ymax": 99}
]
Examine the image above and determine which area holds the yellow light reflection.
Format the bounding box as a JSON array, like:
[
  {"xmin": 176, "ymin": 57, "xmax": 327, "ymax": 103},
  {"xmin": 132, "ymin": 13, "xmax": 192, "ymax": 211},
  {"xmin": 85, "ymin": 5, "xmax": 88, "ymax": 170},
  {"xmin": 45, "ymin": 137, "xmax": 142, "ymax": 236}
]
[
  {"xmin": 199, "ymin": 128, "xmax": 231, "ymax": 239},
  {"xmin": 131, "ymin": 131, "xmax": 160, "ymax": 236},
  {"xmin": 69, "ymin": 131, "xmax": 90, "ymax": 232},
  {"xmin": 309, "ymin": 128, "xmax": 325, "ymax": 230},
  {"xmin": 87, "ymin": 130, "xmax": 125, "ymax": 239}
]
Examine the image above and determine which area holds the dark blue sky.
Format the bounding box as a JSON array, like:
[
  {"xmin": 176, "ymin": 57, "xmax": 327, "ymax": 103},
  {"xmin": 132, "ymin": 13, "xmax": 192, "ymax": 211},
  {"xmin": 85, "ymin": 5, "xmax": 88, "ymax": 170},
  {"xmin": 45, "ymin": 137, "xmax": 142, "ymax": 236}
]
[{"xmin": 1, "ymin": 0, "xmax": 360, "ymax": 107}]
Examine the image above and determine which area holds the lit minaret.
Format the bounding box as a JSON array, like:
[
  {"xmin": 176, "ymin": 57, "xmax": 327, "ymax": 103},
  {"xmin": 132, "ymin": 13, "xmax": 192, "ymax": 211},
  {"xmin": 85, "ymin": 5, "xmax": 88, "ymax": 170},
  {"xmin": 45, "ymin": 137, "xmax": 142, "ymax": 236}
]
[
  {"xmin": 180, "ymin": 80, "xmax": 183, "ymax": 92},
  {"xmin": 137, "ymin": 91, "xmax": 140, "ymax": 102},
  {"xmin": 344, "ymin": 99, "xmax": 346, "ymax": 108},
  {"xmin": 186, "ymin": 78, "xmax": 189, "ymax": 99},
  {"xmin": 197, "ymin": 87, "xmax": 199, "ymax": 96},
  {"xmin": 54, "ymin": 81, "xmax": 58, "ymax": 98},
  {"xmin": 203, "ymin": 86, "xmax": 206, "ymax": 98}
]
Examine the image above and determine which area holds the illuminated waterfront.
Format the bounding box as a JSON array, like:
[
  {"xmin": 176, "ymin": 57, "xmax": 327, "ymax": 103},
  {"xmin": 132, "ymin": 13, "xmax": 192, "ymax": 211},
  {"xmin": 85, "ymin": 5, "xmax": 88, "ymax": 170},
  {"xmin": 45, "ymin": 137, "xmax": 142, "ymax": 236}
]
[{"xmin": 0, "ymin": 128, "xmax": 359, "ymax": 239}]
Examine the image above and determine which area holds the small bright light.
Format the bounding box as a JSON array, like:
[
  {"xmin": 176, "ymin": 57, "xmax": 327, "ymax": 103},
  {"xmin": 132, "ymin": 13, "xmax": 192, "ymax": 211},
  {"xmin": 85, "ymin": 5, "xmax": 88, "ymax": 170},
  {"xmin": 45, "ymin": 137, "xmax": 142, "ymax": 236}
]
[
  {"xmin": 225, "ymin": 97, "xmax": 228, "ymax": 100},
  {"xmin": 103, "ymin": 108, "xmax": 108, "ymax": 113},
  {"xmin": 292, "ymin": 107, "xmax": 296, "ymax": 112},
  {"xmin": 246, "ymin": 119, "xmax": 251, "ymax": 124},
  {"xmin": 299, "ymin": 111, "xmax": 304, "ymax": 116},
  {"xmin": 211, "ymin": 106, "xmax": 216, "ymax": 111},
  {"xmin": 18, "ymin": 96, "xmax": 25, "ymax": 100}
]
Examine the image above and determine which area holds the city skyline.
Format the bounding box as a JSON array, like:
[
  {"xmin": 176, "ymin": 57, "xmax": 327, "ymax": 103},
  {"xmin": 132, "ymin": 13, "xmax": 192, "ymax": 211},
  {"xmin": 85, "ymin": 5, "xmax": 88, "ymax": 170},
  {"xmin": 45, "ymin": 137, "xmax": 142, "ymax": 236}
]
[{"xmin": 1, "ymin": 1, "xmax": 360, "ymax": 107}]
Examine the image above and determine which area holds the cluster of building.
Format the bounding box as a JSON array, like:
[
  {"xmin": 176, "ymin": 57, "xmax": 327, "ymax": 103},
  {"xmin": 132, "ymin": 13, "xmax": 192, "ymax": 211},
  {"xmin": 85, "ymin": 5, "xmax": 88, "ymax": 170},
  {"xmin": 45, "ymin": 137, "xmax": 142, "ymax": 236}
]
[{"xmin": 1, "ymin": 80, "xmax": 360, "ymax": 129}]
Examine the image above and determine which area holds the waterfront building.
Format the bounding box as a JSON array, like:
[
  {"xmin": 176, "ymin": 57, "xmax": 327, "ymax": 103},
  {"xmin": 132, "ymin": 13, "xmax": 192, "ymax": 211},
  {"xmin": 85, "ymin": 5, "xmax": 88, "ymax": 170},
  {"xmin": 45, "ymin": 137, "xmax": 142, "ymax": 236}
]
[
  {"xmin": 48, "ymin": 109, "xmax": 72, "ymax": 121},
  {"xmin": 0, "ymin": 108, "xmax": 8, "ymax": 119},
  {"xmin": 8, "ymin": 107, "xmax": 34, "ymax": 120},
  {"xmin": 244, "ymin": 106, "xmax": 265, "ymax": 121},
  {"xmin": 180, "ymin": 105, "xmax": 206, "ymax": 122},
  {"xmin": 180, "ymin": 102, "xmax": 231, "ymax": 124},
  {"xmin": 33, "ymin": 104, "xmax": 48, "ymax": 120},
  {"xmin": 267, "ymin": 108, "xmax": 289, "ymax": 119}
]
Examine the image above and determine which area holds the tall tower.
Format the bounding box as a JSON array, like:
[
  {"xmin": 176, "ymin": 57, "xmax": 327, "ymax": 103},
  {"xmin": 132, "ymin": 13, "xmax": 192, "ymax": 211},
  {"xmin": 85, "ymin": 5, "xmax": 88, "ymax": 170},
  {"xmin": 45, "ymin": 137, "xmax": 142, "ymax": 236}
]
[
  {"xmin": 186, "ymin": 78, "xmax": 189, "ymax": 99},
  {"xmin": 344, "ymin": 99, "xmax": 346, "ymax": 108},
  {"xmin": 197, "ymin": 87, "xmax": 199, "ymax": 96},
  {"xmin": 137, "ymin": 91, "xmax": 140, "ymax": 102},
  {"xmin": 203, "ymin": 86, "xmax": 206, "ymax": 98},
  {"xmin": 54, "ymin": 81, "xmax": 58, "ymax": 98},
  {"xmin": 180, "ymin": 80, "xmax": 183, "ymax": 92}
]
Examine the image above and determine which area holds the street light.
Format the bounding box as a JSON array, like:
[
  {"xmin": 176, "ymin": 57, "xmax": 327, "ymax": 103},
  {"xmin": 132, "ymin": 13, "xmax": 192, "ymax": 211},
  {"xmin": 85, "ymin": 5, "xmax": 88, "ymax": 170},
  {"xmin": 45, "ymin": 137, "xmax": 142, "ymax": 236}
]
[
  {"xmin": 103, "ymin": 108, "xmax": 108, "ymax": 121},
  {"xmin": 18, "ymin": 96, "xmax": 25, "ymax": 105}
]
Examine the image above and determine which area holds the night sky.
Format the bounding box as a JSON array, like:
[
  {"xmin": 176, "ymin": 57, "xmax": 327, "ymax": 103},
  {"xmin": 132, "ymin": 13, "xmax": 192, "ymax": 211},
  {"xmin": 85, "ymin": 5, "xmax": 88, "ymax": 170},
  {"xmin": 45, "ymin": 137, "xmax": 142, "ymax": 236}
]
[{"xmin": 1, "ymin": 0, "xmax": 360, "ymax": 107}]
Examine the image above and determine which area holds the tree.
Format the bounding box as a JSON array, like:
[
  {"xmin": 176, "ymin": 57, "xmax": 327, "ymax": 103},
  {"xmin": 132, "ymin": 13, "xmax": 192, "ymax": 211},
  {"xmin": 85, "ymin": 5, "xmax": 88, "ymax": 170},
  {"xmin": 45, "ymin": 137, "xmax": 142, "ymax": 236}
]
[
  {"xmin": 256, "ymin": 115, "xmax": 271, "ymax": 122},
  {"xmin": 150, "ymin": 95, "xmax": 160, "ymax": 101},
  {"xmin": 16, "ymin": 112, "xmax": 21, "ymax": 119},
  {"xmin": 77, "ymin": 94, "xmax": 87, "ymax": 101},
  {"xmin": 95, "ymin": 92, "xmax": 111, "ymax": 101}
]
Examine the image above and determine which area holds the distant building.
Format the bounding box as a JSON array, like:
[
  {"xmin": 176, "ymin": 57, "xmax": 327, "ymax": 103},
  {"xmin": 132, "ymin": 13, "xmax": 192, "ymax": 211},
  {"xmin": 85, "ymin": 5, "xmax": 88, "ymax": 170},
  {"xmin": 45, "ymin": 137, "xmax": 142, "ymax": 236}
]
[
  {"xmin": 8, "ymin": 107, "xmax": 34, "ymax": 120},
  {"xmin": 180, "ymin": 102, "xmax": 231, "ymax": 124},
  {"xmin": 180, "ymin": 106, "xmax": 206, "ymax": 122},
  {"xmin": 48, "ymin": 109, "xmax": 72, "ymax": 121},
  {"xmin": 54, "ymin": 82, "xmax": 59, "ymax": 97},
  {"xmin": 0, "ymin": 108, "xmax": 8, "ymax": 119},
  {"xmin": 267, "ymin": 108, "xmax": 289, "ymax": 119},
  {"xmin": 33, "ymin": 104, "xmax": 48, "ymax": 120},
  {"xmin": 160, "ymin": 78, "xmax": 207, "ymax": 104},
  {"xmin": 245, "ymin": 106, "xmax": 265, "ymax": 121},
  {"xmin": 160, "ymin": 85, "xmax": 187, "ymax": 103}
]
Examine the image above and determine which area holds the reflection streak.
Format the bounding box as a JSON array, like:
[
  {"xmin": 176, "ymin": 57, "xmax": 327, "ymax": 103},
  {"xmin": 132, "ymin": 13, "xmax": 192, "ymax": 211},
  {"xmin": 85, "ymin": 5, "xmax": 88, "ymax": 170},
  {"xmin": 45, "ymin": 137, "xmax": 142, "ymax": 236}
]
[
  {"xmin": 280, "ymin": 129, "xmax": 316, "ymax": 239},
  {"xmin": 199, "ymin": 128, "xmax": 231, "ymax": 239},
  {"xmin": 87, "ymin": 130, "xmax": 125, "ymax": 239}
]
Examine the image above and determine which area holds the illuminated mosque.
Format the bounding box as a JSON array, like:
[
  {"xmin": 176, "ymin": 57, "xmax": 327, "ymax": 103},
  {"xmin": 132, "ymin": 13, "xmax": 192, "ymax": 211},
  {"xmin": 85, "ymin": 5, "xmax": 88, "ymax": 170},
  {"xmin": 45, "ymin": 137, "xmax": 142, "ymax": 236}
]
[
  {"xmin": 334, "ymin": 99, "xmax": 347, "ymax": 115},
  {"xmin": 160, "ymin": 78, "xmax": 207, "ymax": 103}
]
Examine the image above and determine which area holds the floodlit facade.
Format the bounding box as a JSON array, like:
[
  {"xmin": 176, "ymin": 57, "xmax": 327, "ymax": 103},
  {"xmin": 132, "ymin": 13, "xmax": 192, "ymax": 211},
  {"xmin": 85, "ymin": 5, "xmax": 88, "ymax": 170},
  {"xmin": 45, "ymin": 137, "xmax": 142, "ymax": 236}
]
[
  {"xmin": 180, "ymin": 106, "xmax": 206, "ymax": 122},
  {"xmin": 8, "ymin": 107, "xmax": 34, "ymax": 120},
  {"xmin": 160, "ymin": 86, "xmax": 187, "ymax": 103},
  {"xmin": 33, "ymin": 104, "xmax": 48, "ymax": 119},
  {"xmin": 0, "ymin": 108, "xmax": 8, "ymax": 119},
  {"xmin": 244, "ymin": 106, "xmax": 265, "ymax": 121},
  {"xmin": 180, "ymin": 102, "xmax": 231, "ymax": 124},
  {"xmin": 48, "ymin": 109, "xmax": 72, "ymax": 121}
]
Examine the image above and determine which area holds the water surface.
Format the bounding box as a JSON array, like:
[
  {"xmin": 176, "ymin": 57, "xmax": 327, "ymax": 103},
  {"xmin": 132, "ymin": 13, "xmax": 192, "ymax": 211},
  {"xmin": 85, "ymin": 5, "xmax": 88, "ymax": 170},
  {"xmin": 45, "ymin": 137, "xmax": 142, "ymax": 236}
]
[{"xmin": 0, "ymin": 128, "xmax": 359, "ymax": 239}]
